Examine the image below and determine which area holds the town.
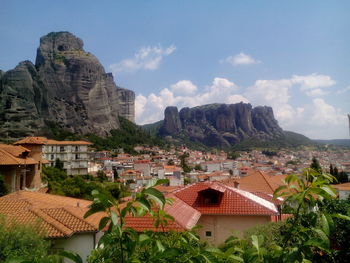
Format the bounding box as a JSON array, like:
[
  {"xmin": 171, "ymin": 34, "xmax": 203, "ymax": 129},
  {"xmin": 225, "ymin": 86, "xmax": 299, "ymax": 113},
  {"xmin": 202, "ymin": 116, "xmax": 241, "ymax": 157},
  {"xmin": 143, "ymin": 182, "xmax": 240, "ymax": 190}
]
[{"xmin": 0, "ymin": 136, "xmax": 349, "ymax": 262}]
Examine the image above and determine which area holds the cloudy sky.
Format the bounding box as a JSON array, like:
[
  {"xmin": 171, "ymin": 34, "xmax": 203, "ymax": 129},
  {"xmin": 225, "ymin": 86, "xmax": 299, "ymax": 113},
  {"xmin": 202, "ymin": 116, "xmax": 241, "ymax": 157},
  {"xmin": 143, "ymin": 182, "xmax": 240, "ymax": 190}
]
[{"xmin": 1, "ymin": 0, "xmax": 349, "ymax": 139}]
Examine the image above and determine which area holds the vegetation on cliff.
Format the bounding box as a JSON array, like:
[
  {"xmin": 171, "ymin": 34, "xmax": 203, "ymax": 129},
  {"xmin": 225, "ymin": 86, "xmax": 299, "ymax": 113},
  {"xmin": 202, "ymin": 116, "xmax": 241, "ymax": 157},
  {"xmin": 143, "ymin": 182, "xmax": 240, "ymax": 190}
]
[{"xmin": 46, "ymin": 117, "xmax": 166, "ymax": 154}]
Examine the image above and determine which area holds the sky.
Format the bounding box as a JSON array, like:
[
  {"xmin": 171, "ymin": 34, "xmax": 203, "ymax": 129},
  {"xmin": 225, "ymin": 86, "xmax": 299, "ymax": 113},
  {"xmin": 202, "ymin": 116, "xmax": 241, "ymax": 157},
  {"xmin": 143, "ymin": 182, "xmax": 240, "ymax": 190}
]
[{"xmin": 1, "ymin": 0, "xmax": 349, "ymax": 139}]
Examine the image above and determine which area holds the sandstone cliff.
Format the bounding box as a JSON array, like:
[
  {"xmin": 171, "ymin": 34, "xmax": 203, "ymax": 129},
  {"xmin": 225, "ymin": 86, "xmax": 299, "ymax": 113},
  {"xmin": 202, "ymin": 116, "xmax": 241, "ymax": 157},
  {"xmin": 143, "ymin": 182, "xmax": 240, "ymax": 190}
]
[
  {"xmin": 157, "ymin": 103, "xmax": 284, "ymax": 148},
  {"xmin": 0, "ymin": 32, "xmax": 135, "ymax": 140}
]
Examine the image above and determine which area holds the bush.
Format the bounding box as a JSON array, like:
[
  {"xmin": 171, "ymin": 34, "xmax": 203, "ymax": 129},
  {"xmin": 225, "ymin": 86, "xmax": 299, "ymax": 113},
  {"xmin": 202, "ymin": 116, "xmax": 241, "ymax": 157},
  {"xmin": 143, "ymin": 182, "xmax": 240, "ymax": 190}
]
[
  {"xmin": 0, "ymin": 175, "xmax": 9, "ymax": 197},
  {"xmin": 0, "ymin": 215, "xmax": 49, "ymax": 261},
  {"xmin": 243, "ymin": 221, "xmax": 285, "ymax": 249}
]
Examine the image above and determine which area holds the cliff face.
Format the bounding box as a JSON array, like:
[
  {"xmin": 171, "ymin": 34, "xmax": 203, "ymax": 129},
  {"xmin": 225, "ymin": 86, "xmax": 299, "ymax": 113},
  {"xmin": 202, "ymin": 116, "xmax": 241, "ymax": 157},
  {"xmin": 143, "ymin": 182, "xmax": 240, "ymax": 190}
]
[
  {"xmin": 158, "ymin": 103, "xmax": 283, "ymax": 148},
  {"xmin": 0, "ymin": 32, "xmax": 135, "ymax": 139}
]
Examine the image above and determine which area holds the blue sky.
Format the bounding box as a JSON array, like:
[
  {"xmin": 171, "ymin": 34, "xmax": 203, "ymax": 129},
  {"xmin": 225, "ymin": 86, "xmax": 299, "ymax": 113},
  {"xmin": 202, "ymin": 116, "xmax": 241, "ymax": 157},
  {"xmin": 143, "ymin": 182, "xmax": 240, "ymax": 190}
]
[{"xmin": 1, "ymin": 0, "xmax": 349, "ymax": 139}]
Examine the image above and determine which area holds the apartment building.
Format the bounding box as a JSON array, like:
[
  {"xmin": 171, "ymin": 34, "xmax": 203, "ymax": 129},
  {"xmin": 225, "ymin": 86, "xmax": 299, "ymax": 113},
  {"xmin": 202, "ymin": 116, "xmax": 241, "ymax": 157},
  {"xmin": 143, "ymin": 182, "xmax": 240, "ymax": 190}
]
[
  {"xmin": 43, "ymin": 140, "xmax": 92, "ymax": 175},
  {"xmin": 15, "ymin": 137, "xmax": 92, "ymax": 176}
]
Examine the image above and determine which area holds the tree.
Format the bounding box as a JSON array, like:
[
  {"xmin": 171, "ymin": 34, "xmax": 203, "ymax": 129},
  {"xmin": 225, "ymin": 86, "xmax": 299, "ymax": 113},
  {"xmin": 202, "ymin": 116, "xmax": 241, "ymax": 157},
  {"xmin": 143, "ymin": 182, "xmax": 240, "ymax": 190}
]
[
  {"xmin": 310, "ymin": 157, "xmax": 322, "ymax": 172},
  {"xmin": 96, "ymin": 170, "xmax": 108, "ymax": 182},
  {"xmin": 0, "ymin": 216, "xmax": 50, "ymax": 262},
  {"xmin": 167, "ymin": 159, "xmax": 174, "ymax": 165},
  {"xmin": 0, "ymin": 175, "xmax": 9, "ymax": 197},
  {"xmin": 83, "ymin": 179, "xmax": 214, "ymax": 263},
  {"xmin": 54, "ymin": 158, "xmax": 64, "ymax": 170},
  {"xmin": 179, "ymin": 153, "xmax": 191, "ymax": 173},
  {"xmin": 113, "ymin": 167, "xmax": 119, "ymax": 180}
]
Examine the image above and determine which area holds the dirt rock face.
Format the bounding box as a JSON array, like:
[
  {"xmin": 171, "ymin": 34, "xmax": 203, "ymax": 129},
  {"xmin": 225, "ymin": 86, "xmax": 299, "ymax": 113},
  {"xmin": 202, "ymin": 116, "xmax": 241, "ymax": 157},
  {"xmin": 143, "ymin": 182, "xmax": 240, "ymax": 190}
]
[
  {"xmin": 0, "ymin": 32, "xmax": 135, "ymax": 140},
  {"xmin": 159, "ymin": 103, "xmax": 283, "ymax": 148}
]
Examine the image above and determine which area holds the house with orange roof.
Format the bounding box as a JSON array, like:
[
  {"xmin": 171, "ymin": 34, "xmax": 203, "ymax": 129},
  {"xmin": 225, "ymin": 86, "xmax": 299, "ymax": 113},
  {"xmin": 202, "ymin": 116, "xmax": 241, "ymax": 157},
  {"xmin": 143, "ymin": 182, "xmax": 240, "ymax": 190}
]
[
  {"xmin": 0, "ymin": 191, "xmax": 102, "ymax": 263},
  {"xmin": 0, "ymin": 144, "xmax": 41, "ymax": 192},
  {"xmin": 223, "ymin": 169, "xmax": 286, "ymax": 195},
  {"xmin": 171, "ymin": 182, "xmax": 278, "ymax": 245},
  {"xmin": 134, "ymin": 159, "xmax": 151, "ymax": 177},
  {"xmin": 333, "ymin": 182, "xmax": 350, "ymax": 200},
  {"xmin": 14, "ymin": 136, "xmax": 92, "ymax": 176}
]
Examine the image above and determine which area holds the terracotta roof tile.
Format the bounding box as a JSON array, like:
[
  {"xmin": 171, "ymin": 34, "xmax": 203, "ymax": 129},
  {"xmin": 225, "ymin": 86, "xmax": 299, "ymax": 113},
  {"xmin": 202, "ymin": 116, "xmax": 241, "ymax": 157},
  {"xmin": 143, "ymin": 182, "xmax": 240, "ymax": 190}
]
[
  {"xmin": 14, "ymin": 137, "xmax": 48, "ymax": 145},
  {"xmin": 223, "ymin": 170, "xmax": 285, "ymax": 195},
  {"xmin": 0, "ymin": 191, "xmax": 98, "ymax": 238},
  {"xmin": 174, "ymin": 182, "xmax": 277, "ymax": 216},
  {"xmin": 333, "ymin": 182, "xmax": 350, "ymax": 191},
  {"xmin": 14, "ymin": 137, "xmax": 92, "ymax": 146},
  {"xmin": 0, "ymin": 146, "xmax": 38, "ymax": 165}
]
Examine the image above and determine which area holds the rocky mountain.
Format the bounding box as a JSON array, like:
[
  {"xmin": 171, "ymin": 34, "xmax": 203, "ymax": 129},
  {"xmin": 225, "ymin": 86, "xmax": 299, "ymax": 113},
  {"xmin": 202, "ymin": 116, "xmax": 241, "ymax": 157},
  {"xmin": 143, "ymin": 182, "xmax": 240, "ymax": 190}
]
[
  {"xmin": 0, "ymin": 32, "xmax": 135, "ymax": 140},
  {"xmin": 147, "ymin": 103, "xmax": 306, "ymax": 148}
]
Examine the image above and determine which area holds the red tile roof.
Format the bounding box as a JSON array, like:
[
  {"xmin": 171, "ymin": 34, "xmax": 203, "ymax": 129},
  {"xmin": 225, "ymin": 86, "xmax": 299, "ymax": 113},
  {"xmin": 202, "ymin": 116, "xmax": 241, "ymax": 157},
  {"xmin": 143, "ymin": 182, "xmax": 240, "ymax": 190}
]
[
  {"xmin": 0, "ymin": 144, "xmax": 38, "ymax": 165},
  {"xmin": 124, "ymin": 195, "xmax": 201, "ymax": 232},
  {"xmin": 332, "ymin": 182, "xmax": 350, "ymax": 191},
  {"xmin": 0, "ymin": 191, "xmax": 97, "ymax": 238},
  {"xmin": 14, "ymin": 137, "xmax": 92, "ymax": 146},
  {"xmin": 173, "ymin": 182, "xmax": 277, "ymax": 216},
  {"xmin": 223, "ymin": 170, "xmax": 285, "ymax": 195}
]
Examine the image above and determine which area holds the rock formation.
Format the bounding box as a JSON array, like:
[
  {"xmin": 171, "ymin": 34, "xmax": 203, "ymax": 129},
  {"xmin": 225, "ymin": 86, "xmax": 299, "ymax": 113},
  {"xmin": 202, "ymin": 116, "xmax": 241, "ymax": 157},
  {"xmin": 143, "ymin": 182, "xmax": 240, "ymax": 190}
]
[
  {"xmin": 0, "ymin": 32, "xmax": 135, "ymax": 140},
  {"xmin": 158, "ymin": 103, "xmax": 284, "ymax": 148}
]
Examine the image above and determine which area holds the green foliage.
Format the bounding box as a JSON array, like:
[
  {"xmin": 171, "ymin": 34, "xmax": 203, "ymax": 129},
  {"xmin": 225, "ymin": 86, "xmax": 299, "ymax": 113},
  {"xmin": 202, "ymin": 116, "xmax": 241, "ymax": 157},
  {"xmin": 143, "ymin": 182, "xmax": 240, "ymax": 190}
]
[
  {"xmin": 0, "ymin": 174, "xmax": 9, "ymax": 197},
  {"xmin": 45, "ymin": 118, "xmax": 166, "ymax": 154},
  {"xmin": 87, "ymin": 117, "xmax": 166, "ymax": 154},
  {"xmin": 43, "ymin": 167, "xmax": 350, "ymax": 262},
  {"xmin": 179, "ymin": 152, "xmax": 191, "ymax": 173},
  {"xmin": 167, "ymin": 159, "xmax": 174, "ymax": 165},
  {"xmin": 262, "ymin": 150, "xmax": 277, "ymax": 157},
  {"xmin": 194, "ymin": 164, "xmax": 203, "ymax": 171},
  {"xmin": 330, "ymin": 164, "xmax": 348, "ymax": 183},
  {"xmin": 318, "ymin": 199, "xmax": 350, "ymax": 262},
  {"xmin": 310, "ymin": 157, "xmax": 322, "ymax": 172},
  {"xmin": 232, "ymin": 131, "xmax": 315, "ymax": 151},
  {"xmin": 84, "ymin": 179, "xmax": 216, "ymax": 263},
  {"xmin": 54, "ymin": 158, "xmax": 64, "ymax": 170},
  {"xmin": 227, "ymin": 151, "xmax": 240, "ymax": 160},
  {"xmin": 42, "ymin": 167, "xmax": 128, "ymax": 200},
  {"xmin": 286, "ymin": 160, "xmax": 298, "ymax": 166},
  {"xmin": 0, "ymin": 216, "xmax": 50, "ymax": 262},
  {"xmin": 243, "ymin": 221, "xmax": 285, "ymax": 250}
]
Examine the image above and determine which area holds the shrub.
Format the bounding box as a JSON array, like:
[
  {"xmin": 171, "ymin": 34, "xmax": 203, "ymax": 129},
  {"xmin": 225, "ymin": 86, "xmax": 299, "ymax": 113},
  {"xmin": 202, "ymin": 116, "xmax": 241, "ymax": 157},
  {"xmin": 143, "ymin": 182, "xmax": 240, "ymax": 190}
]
[{"xmin": 0, "ymin": 215, "xmax": 49, "ymax": 261}]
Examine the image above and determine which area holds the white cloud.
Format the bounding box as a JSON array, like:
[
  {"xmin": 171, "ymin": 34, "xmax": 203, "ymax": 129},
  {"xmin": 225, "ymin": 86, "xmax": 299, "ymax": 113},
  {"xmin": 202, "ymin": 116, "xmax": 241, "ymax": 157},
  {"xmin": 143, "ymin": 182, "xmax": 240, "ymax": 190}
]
[
  {"xmin": 110, "ymin": 45, "xmax": 176, "ymax": 74},
  {"xmin": 336, "ymin": 85, "xmax": 350, "ymax": 94},
  {"xmin": 291, "ymin": 74, "xmax": 335, "ymax": 90},
  {"xmin": 170, "ymin": 80, "xmax": 197, "ymax": 95},
  {"xmin": 223, "ymin": 52, "xmax": 261, "ymax": 65},
  {"xmin": 310, "ymin": 98, "xmax": 345, "ymax": 126},
  {"xmin": 291, "ymin": 74, "xmax": 335, "ymax": 97}
]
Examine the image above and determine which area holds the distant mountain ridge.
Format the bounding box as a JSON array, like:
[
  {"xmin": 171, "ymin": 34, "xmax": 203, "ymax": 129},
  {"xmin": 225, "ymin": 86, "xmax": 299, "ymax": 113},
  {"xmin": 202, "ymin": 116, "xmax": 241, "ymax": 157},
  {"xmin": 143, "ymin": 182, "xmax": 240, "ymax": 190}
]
[
  {"xmin": 0, "ymin": 32, "xmax": 135, "ymax": 140},
  {"xmin": 143, "ymin": 103, "xmax": 314, "ymax": 149}
]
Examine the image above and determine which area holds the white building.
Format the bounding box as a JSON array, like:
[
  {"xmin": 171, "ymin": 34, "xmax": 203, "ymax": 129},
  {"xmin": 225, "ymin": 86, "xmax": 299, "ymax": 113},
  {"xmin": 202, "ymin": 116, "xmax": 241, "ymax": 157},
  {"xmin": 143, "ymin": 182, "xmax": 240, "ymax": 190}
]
[{"xmin": 41, "ymin": 138, "xmax": 92, "ymax": 175}]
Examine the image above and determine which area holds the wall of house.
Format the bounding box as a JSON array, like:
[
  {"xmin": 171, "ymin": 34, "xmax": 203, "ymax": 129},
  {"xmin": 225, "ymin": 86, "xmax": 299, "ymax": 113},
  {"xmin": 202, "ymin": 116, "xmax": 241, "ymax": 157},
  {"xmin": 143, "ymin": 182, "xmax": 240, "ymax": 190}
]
[
  {"xmin": 339, "ymin": 190, "xmax": 350, "ymax": 200},
  {"xmin": 198, "ymin": 214, "xmax": 271, "ymax": 246},
  {"xmin": 52, "ymin": 233, "xmax": 95, "ymax": 263}
]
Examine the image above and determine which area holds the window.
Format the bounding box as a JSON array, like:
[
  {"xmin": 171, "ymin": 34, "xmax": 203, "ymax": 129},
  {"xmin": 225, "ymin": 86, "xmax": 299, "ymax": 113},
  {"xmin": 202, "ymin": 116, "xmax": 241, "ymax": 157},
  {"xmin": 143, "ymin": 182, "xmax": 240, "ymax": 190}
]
[
  {"xmin": 51, "ymin": 146, "xmax": 54, "ymax": 151},
  {"xmin": 198, "ymin": 188, "xmax": 223, "ymax": 206},
  {"xmin": 60, "ymin": 146, "xmax": 65, "ymax": 152},
  {"xmin": 75, "ymin": 146, "xmax": 79, "ymax": 151},
  {"xmin": 205, "ymin": 231, "xmax": 212, "ymax": 237},
  {"xmin": 51, "ymin": 154, "xmax": 54, "ymax": 160},
  {"xmin": 75, "ymin": 154, "xmax": 79, "ymax": 160}
]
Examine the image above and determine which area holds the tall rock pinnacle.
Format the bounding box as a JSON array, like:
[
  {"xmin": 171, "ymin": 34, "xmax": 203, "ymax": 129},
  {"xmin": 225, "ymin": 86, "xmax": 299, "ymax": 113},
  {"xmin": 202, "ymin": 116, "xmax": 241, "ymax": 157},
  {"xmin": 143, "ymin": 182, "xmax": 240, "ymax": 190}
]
[{"xmin": 0, "ymin": 31, "xmax": 135, "ymax": 139}]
